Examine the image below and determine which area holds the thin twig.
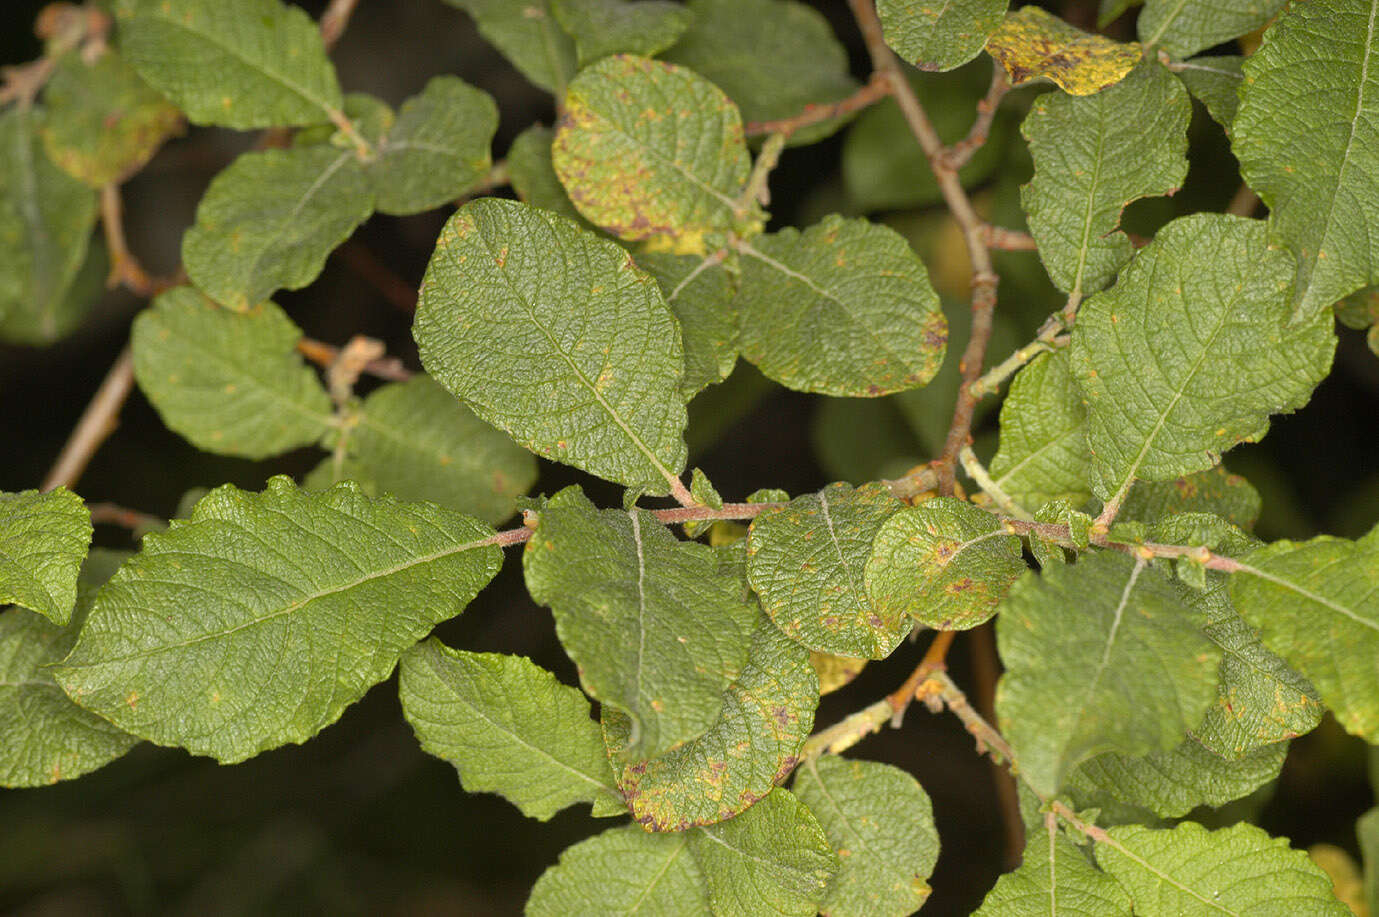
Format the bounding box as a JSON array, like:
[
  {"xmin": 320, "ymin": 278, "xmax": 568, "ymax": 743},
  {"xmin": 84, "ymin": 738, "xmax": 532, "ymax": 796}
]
[
  {"xmin": 983, "ymin": 224, "xmax": 1038, "ymax": 251},
  {"xmin": 969, "ymin": 325, "xmax": 1067, "ymax": 399},
  {"xmin": 296, "ymin": 338, "xmax": 414, "ymax": 383},
  {"xmin": 882, "ymin": 463, "xmax": 939, "ymax": 501},
  {"xmin": 87, "ymin": 502, "xmax": 166, "ymax": 534},
  {"xmin": 887, "ymin": 629, "xmax": 957, "ymax": 724},
  {"xmin": 798, "ymin": 698, "xmax": 894, "ymax": 761},
  {"xmin": 959, "ymin": 445, "xmax": 1032, "ymax": 520},
  {"xmin": 737, "ymin": 133, "xmax": 786, "ymax": 214},
  {"xmin": 99, "ymin": 184, "xmax": 160, "ymax": 296},
  {"xmin": 744, "ymin": 74, "xmax": 892, "ymax": 137},
  {"xmin": 319, "ymin": 0, "xmax": 361, "ymax": 50},
  {"xmin": 943, "ymin": 67, "xmax": 1011, "ymax": 171},
  {"xmin": 1226, "ymin": 182, "xmax": 1260, "ymax": 217},
  {"xmin": 920, "ymin": 670, "xmax": 1016, "ymax": 766},
  {"xmin": 997, "ymin": 516, "xmax": 1246, "ymax": 572},
  {"xmin": 42, "ymin": 347, "xmax": 136, "ymax": 492},
  {"xmin": 845, "ymin": 0, "xmax": 1001, "ymax": 498}
]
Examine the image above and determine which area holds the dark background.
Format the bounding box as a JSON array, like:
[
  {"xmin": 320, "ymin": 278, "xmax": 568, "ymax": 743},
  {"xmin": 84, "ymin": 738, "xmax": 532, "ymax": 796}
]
[{"xmin": 2, "ymin": 1, "xmax": 1377, "ymax": 914}]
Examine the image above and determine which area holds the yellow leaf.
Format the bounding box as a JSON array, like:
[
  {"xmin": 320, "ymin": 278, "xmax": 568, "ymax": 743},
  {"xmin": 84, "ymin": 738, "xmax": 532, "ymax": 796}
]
[
  {"xmin": 985, "ymin": 6, "xmax": 1142, "ymax": 96},
  {"xmin": 809, "ymin": 652, "xmax": 868, "ymax": 695}
]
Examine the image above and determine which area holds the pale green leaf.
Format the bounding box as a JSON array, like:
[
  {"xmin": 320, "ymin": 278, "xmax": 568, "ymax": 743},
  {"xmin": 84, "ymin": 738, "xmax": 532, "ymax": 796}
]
[
  {"xmin": 1067, "ymin": 735, "xmax": 1286, "ymax": 819},
  {"xmin": 843, "ymin": 63, "xmax": 1013, "ymax": 213},
  {"xmin": 975, "ymin": 823, "xmax": 1133, "ymax": 916},
  {"xmin": 332, "ymin": 375, "xmax": 537, "ymax": 524},
  {"xmin": 552, "ymin": 0, "xmax": 692, "ymax": 67},
  {"xmin": 0, "ymin": 106, "xmax": 99, "ymax": 344},
  {"xmin": 792, "ymin": 757, "xmax": 939, "ymax": 917},
  {"xmin": 552, "ymin": 54, "xmax": 753, "ymax": 242},
  {"xmin": 55, "ymin": 477, "xmax": 501, "ymax": 763},
  {"xmin": 39, "ymin": 50, "xmax": 182, "ymax": 187},
  {"xmin": 1069, "ymin": 214, "xmax": 1336, "ymax": 505},
  {"xmin": 1140, "ymin": 0, "xmax": 1286, "ymax": 60},
  {"xmin": 866, "ymin": 497, "xmax": 1025, "ymax": 631},
  {"xmin": 688, "ymin": 789, "xmax": 838, "ymax": 917},
  {"xmin": 131, "ymin": 288, "xmax": 333, "ymax": 459},
  {"xmin": 746, "ymin": 483, "xmax": 907, "ymax": 659},
  {"xmin": 0, "ymin": 488, "xmax": 92, "ymax": 626},
  {"xmin": 398, "ymin": 639, "xmax": 619, "ymax": 820},
  {"xmin": 526, "ymin": 824, "xmax": 710, "ymax": 916},
  {"xmin": 0, "ymin": 550, "xmax": 139, "ymax": 788},
  {"xmin": 413, "ymin": 199, "xmax": 689, "ymax": 494},
  {"xmin": 877, "ymin": 0, "xmax": 1007, "ymax": 73},
  {"xmin": 989, "ymin": 350, "xmax": 1092, "ymax": 513},
  {"xmin": 117, "ymin": 0, "xmax": 343, "ymax": 129},
  {"xmin": 1233, "ymin": 0, "xmax": 1379, "ymax": 314},
  {"xmin": 182, "ymin": 145, "xmax": 374, "ymax": 310},
  {"xmin": 662, "ymin": 0, "xmax": 859, "ymax": 146},
  {"xmin": 371, "ymin": 76, "xmax": 497, "ymax": 216},
  {"xmin": 444, "ymin": 0, "xmax": 576, "ymax": 95},
  {"xmin": 996, "ymin": 552, "xmax": 1220, "ymax": 797},
  {"xmin": 1231, "ymin": 528, "xmax": 1379, "ymax": 742},
  {"xmin": 736, "ymin": 215, "xmax": 947, "ymax": 397},
  {"xmin": 1173, "ymin": 56, "xmax": 1244, "ymax": 131},
  {"xmin": 604, "ymin": 616, "xmax": 818, "ymax": 831},
  {"xmin": 301, "ymin": 455, "xmax": 375, "ymax": 495},
  {"xmin": 637, "ymin": 253, "xmax": 738, "ymax": 399},
  {"xmin": 1360, "ymin": 807, "xmax": 1379, "ymax": 917},
  {"xmin": 1021, "ymin": 61, "xmax": 1190, "ymax": 297},
  {"xmin": 523, "ymin": 487, "xmax": 758, "ymax": 760},
  {"xmin": 1096, "ymin": 822, "xmax": 1348, "ymax": 915},
  {"xmin": 1120, "ymin": 467, "xmax": 1263, "ymax": 531},
  {"xmin": 507, "ymin": 124, "xmax": 587, "ymax": 225}
]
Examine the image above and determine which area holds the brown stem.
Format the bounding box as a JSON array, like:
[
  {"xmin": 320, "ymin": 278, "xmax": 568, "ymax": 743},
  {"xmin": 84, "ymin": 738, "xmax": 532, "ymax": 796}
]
[
  {"xmin": 845, "ymin": 0, "xmax": 1000, "ymax": 498},
  {"xmin": 882, "ymin": 463, "xmax": 940, "ymax": 501},
  {"xmin": 333, "ymin": 241, "xmax": 417, "ymax": 313},
  {"xmin": 88, "ymin": 502, "xmax": 166, "ymax": 533},
  {"xmin": 887, "ymin": 629, "xmax": 956, "ymax": 721},
  {"xmin": 99, "ymin": 184, "xmax": 169, "ymax": 297},
  {"xmin": 983, "ymin": 224, "xmax": 1038, "ymax": 251},
  {"xmin": 41, "ymin": 347, "xmax": 136, "ymax": 492},
  {"xmin": 971, "ymin": 622, "xmax": 1024, "ymax": 869},
  {"xmin": 319, "ymin": 0, "xmax": 361, "ymax": 50},
  {"xmin": 1226, "ymin": 182, "xmax": 1261, "ymax": 217},
  {"xmin": 744, "ymin": 74, "xmax": 892, "ymax": 137},
  {"xmin": 998, "ymin": 516, "xmax": 1247, "ymax": 572},
  {"xmin": 296, "ymin": 338, "xmax": 414, "ymax": 383},
  {"xmin": 922, "ymin": 670, "xmax": 1017, "ymax": 766},
  {"xmin": 943, "ymin": 67, "xmax": 1011, "ymax": 171}
]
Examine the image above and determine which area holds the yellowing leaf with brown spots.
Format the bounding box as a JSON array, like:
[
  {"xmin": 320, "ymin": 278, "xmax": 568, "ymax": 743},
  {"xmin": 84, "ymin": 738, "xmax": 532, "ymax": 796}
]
[
  {"xmin": 865, "ymin": 497, "xmax": 1025, "ymax": 631},
  {"xmin": 552, "ymin": 55, "xmax": 754, "ymax": 243},
  {"xmin": 985, "ymin": 6, "xmax": 1142, "ymax": 95},
  {"xmin": 131, "ymin": 287, "xmax": 333, "ymax": 460}
]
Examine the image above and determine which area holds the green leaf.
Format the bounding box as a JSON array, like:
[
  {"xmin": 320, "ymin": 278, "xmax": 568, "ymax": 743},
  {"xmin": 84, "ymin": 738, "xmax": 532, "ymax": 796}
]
[
  {"xmin": 39, "ymin": 50, "xmax": 182, "ymax": 187},
  {"xmin": 985, "ymin": 6, "xmax": 1142, "ymax": 96},
  {"xmin": 1172, "ymin": 56, "xmax": 1244, "ymax": 131},
  {"xmin": 989, "ymin": 350, "xmax": 1092, "ymax": 513},
  {"xmin": 747, "ymin": 483, "xmax": 907, "ymax": 659},
  {"xmin": 523, "ymin": 487, "xmax": 758, "ymax": 760},
  {"xmin": 55, "ymin": 477, "xmax": 501, "ymax": 763},
  {"xmin": 1067, "ymin": 735, "xmax": 1286, "ymax": 819},
  {"xmin": 1, "ymin": 550, "xmax": 139, "ymax": 788},
  {"xmin": 1021, "ymin": 61, "xmax": 1190, "ymax": 297},
  {"xmin": 866, "ymin": 497, "xmax": 1026, "ymax": 631},
  {"xmin": 736, "ymin": 215, "xmax": 947, "ymax": 397},
  {"xmin": 996, "ymin": 552, "xmax": 1221, "ymax": 797},
  {"xmin": 552, "ymin": 0, "xmax": 692, "ymax": 67},
  {"xmin": 444, "ymin": 0, "xmax": 576, "ymax": 95},
  {"xmin": 398, "ymin": 639, "xmax": 619, "ymax": 820},
  {"xmin": 117, "ymin": 0, "xmax": 344, "ymax": 129},
  {"xmin": 527, "ymin": 824, "xmax": 710, "ymax": 916},
  {"xmin": 637, "ymin": 253, "xmax": 738, "ymax": 400},
  {"xmin": 1360, "ymin": 808, "xmax": 1379, "ymax": 917},
  {"xmin": 414, "ymin": 199, "xmax": 689, "ymax": 494},
  {"xmin": 507, "ymin": 124, "xmax": 587, "ymax": 225},
  {"xmin": 0, "ymin": 106, "xmax": 99, "ymax": 344},
  {"xmin": 974, "ymin": 823, "xmax": 1133, "ymax": 916},
  {"xmin": 1139, "ymin": 0, "xmax": 1286, "ymax": 60},
  {"xmin": 1120, "ymin": 467, "xmax": 1263, "ymax": 531},
  {"xmin": 876, "ymin": 0, "xmax": 1007, "ymax": 73},
  {"xmin": 371, "ymin": 76, "xmax": 497, "ymax": 216},
  {"xmin": 0, "ymin": 488, "xmax": 92, "ymax": 626},
  {"xmin": 1147, "ymin": 515, "xmax": 1322, "ymax": 758},
  {"xmin": 1230, "ymin": 527, "xmax": 1379, "ymax": 742},
  {"xmin": 1096, "ymin": 822, "xmax": 1348, "ymax": 915},
  {"xmin": 792, "ymin": 757, "xmax": 939, "ymax": 917},
  {"xmin": 182, "ymin": 145, "xmax": 374, "ymax": 310},
  {"xmin": 1233, "ymin": 0, "xmax": 1379, "ymax": 315},
  {"xmin": 131, "ymin": 288, "xmax": 333, "ymax": 459},
  {"xmin": 843, "ymin": 63, "xmax": 1013, "ymax": 213},
  {"xmin": 661, "ymin": 0, "xmax": 860, "ymax": 146},
  {"xmin": 334, "ymin": 375, "xmax": 537, "ymax": 524},
  {"xmin": 552, "ymin": 55, "xmax": 753, "ymax": 242},
  {"xmin": 687, "ymin": 789, "xmax": 838, "ymax": 917},
  {"xmin": 604, "ymin": 616, "xmax": 818, "ymax": 831},
  {"xmin": 1069, "ymin": 214, "xmax": 1336, "ymax": 505}
]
